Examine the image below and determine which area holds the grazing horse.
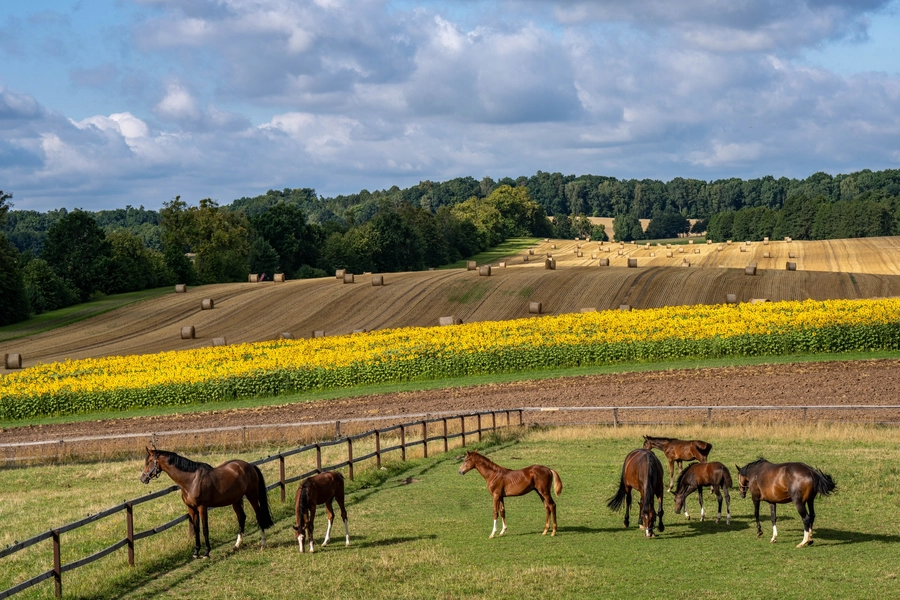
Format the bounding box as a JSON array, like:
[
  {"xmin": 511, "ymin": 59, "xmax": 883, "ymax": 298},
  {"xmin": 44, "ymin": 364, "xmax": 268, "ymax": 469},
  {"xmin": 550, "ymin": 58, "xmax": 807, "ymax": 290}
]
[
  {"xmin": 140, "ymin": 446, "xmax": 274, "ymax": 558},
  {"xmin": 672, "ymin": 461, "xmax": 733, "ymax": 525},
  {"xmin": 736, "ymin": 458, "xmax": 836, "ymax": 548},
  {"xmin": 293, "ymin": 471, "xmax": 350, "ymax": 553},
  {"xmin": 643, "ymin": 435, "xmax": 713, "ymax": 491},
  {"xmin": 607, "ymin": 448, "xmax": 665, "ymax": 537},
  {"xmin": 458, "ymin": 450, "xmax": 562, "ymax": 538}
]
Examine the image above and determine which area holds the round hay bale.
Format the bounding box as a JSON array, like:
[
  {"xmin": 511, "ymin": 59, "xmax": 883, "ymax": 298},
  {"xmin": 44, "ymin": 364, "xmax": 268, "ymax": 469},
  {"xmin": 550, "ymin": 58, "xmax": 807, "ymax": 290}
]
[
  {"xmin": 789, "ymin": 252, "xmax": 797, "ymax": 259},
  {"xmin": 498, "ymin": 261, "xmax": 506, "ymax": 268},
  {"xmin": 372, "ymin": 275, "xmax": 384, "ymax": 286},
  {"xmin": 529, "ymin": 249, "xmax": 534, "ymax": 255},
  {"xmin": 211, "ymin": 337, "xmax": 227, "ymax": 347},
  {"xmin": 689, "ymin": 240, "xmax": 694, "ymax": 245},
  {"xmin": 479, "ymin": 265, "xmax": 492, "ymax": 276},
  {"xmin": 739, "ymin": 246, "xmax": 746, "ymax": 252},
  {"xmin": 604, "ymin": 247, "xmax": 610, "ymax": 252},
  {"xmin": 649, "ymin": 252, "xmax": 655, "ymax": 257},
  {"xmin": 745, "ymin": 241, "xmax": 751, "ymax": 246},
  {"xmin": 529, "ymin": 301, "xmax": 543, "ymax": 314},
  {"xmin": 591, "ymin": 253, "xmax": 597, "ymax": 259},
  {"xmin": 726, "ymin": 240, "xmax": 732, "ymax": 245},
  {"xmin": 181, "ymin": 326, "xmax": 195, "ymax": 339},
  {"xmin": 274, "ymin": 273, "xmax": 285, "ymax": 283},
  {"xmin": 725, "ymin": 293, "xmax": 738, "ymax": 304},
  {"xmin": 550, "ymin": 244, "xmax": 557, "ymax": 250},
  {"xmin": 627, "ymin": 258, "xmax": 638, "ymax": 268},
  {"xmin": 523, "ymin": 255, "xmax": 529, "ymax": 262},
  {"xmin": 681, "ymin": 259, "xmax": 691, "ymax": 267},
  {"xmin": 343, "ymin": 273, "xmax": 355, "ymax": 284},
  {"xmin": 666, "ymin": 251, "xmax": 673, "ymax": 258},
  {"xmin": 785, "ymin": 237, "xmax": 792, "ymax": 243},
  {"xmin": 175, "ymin": 284, "xmax": 187, "ymax": 293},
  {"xmin": 200, "ymin": 298, "xmax": 214, "ymax": 310},
  {"xmin": 666, "ymin": 244, "xmax": 672, "ymax": 249},
  {"xmin": 544, "ymin": 238, "xmax": 550, "ymax": 242},
  {"xmin": 335, "ymin": 269, "xmax": 345, "ymax": 279},
  {"xmin": 693, "ymin": 248, "xmax": 700, "ymax": 254},
  {"xmin": 750, "ymin": 298, "xmax": 771, "ymax": 304},
  {"xmin": 745, "ymin": 265, "xmax": 757, "ymax": 276},
  {"xmin": 599, "ymin": 258, "xmax": 610, "ymax": 266},
  {"xmin": 763, "ymin": 252, "xmax": 771, "ymax": 258},
  {"xmin": 248, "ymin": 274, "xmax": 259, "ymax": 283},
  {"xmin": 577, "ymin": 251, "xmax": 583, "ymax": 257},
  {"xmin": 279, "ymin": 332, "xmax": 294, "ymax": 340},
  {"xmin": 466, "ymin": 261, "xmax": 477, "ymax": 270},
  {"xmin": 786, "ymin": 262, "xmax": 797, "ymax": 271},
  {"xmin": 544, "ymin": 258, "xmax": 556, "ymax": 270},
  {"xmin": 580, "ymin": 307, "xmax": 597, "ymax": 313},
  {"xmin": 439, "ymin": 316, "xmax": 462, "ymax": 326},
  {"xmin": 619, "ymin": 304, "xmax": 631, "ymax": 311},
  {"xmin": 618, "ymin": 249, "xmax": 624, "ymax": 255},
  {"xmin": 353, "ymin": 328, "xmax": 367, "ymax": 334},
  {"xmin": 619, "ymin": 242, "xmax": 625, "ymax": 248},
  {"xmin": 5, "ymin": 353, "xmax": 22, "ymax": 369},
  {"xmin": 678, "ymin": 247, "xmax": 685, "ymax": 253},
  {"xmin": 313, "ymin": 330, "xmax": 325, "ymax": 338}
]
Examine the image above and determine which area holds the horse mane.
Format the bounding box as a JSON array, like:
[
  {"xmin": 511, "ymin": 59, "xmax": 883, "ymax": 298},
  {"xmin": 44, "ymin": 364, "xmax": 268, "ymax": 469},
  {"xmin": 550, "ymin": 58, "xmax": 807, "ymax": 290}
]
[
  {"xmin": 156, "ymin": 450, "xmax": 212, "ymax": 473},
  {"xmin": 470, "ymin": 452, "xmax": 503, "ymax": 472},
  {"xmin": 644, "ymin": 435, "xmax": 671, "ymax": 443},
  {"xmin": 741, "ymin": 457, "xmax": 769, "ymax": 473},
  {"xmin": 674, "ymin": 463, "xmax": 693, "ymax": 491}
]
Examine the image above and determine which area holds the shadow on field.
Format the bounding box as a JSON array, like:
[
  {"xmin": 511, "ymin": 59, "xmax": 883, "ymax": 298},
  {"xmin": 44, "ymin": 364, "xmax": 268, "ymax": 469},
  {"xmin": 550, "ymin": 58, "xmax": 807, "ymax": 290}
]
[
  {"xmin": 664, "ymin": 517, "xmax": 752, "ymax": 538},
  {"xmin": 813, "ymin": 528, "xmax": 900, "ymax": 545}
]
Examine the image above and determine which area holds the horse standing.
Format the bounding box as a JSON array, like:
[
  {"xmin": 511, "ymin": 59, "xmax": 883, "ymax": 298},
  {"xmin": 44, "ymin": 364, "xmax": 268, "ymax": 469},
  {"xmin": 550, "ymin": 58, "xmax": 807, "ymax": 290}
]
[
  {"xmin": 643, "ymin": 435, "xmax": 713, "ymax": 491},
  {"xmin": 736, "ymin": 458, "xmax": 836, "ymax": 548},
  {"xmin": 139, "ymin": 446, "xmax": 274, "ymax": 558},
  {"xmin": 293, "ymin": 471, "xmax": 350, "ymax": 553},
  {"xmin": 607, "ymin": 448, "xmax": 665, "ymax": 537},
  {"xmin": 672, "ymin": 461, "xmax": 733, "ymax": 525},
  {"xmin": 458, "ymin": 450, "xmax": 562, "ymax": 538}
]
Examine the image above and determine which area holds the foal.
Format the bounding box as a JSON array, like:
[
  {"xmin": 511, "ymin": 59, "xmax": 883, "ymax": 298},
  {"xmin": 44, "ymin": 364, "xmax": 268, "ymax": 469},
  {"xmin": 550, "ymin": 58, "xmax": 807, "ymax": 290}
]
[
  {"xmin": 293, "ymin": 471, "xmax": 349, "ymax": 553},
  {"xmin": 643, "ymin": 435, "xmax": 713, "ymax": 492},
  {"xmin": 672, "ymin": 461, "xmax": 733, "ymax": 525},
  {"xmin": 458, "ymin": 450, "xmax": 562, "ymax": 538}
]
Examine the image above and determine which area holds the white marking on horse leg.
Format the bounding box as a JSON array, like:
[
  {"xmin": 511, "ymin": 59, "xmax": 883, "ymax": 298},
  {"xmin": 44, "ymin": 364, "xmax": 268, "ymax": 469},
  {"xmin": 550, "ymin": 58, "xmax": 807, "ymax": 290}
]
[
  {"xmin": 770, "ymin": 525, "xmax": 778, "ymax": 543},
  {"xmin": 726, "ymin": 511, "xmax": 731, "ymax": 525},
  {"xmin": 490, "ymin": 519, "xmax": 498, "ymax": 539},
  {"xmin": 684, "ymin": 510, "xmax": 690, "ymax": 520},
  {"xmin": 322, "ymin": 519, "xmax": 333, "ymax": 547},
  {"xmin": 308, "ymin": 539, "xmax": 315, "ymax": 553},
  {"xmin": 234, "ymin": 533, "xmax": 243, "ymax": 549},
  {"xmin": 797, "ymin": 529, "xmax": 811, "ymax": 548},
  {"xmin": 260, "ymin": 528, "xmax": 266, "ymax": 548},
  {"xmin": 499, "ymin": 518, "xmax": 507, "ymax": 536},
  {"xmin": 343, "ymin": 518, "xmax": 350, "ymax": 546},
  {"xmin": 700, "ymin": 507, "xmax": 706, "ymax": 521},
  {"xmin": 298, "ymin": 534, "xmax": 305, "ymax": 553}
]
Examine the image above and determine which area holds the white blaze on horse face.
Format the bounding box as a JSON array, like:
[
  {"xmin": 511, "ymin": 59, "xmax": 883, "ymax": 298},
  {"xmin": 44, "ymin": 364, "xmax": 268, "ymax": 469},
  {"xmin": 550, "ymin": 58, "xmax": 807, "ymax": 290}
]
[{"xmin": 771, "ymin": 525, "xmax": 778, "ymax": 543}]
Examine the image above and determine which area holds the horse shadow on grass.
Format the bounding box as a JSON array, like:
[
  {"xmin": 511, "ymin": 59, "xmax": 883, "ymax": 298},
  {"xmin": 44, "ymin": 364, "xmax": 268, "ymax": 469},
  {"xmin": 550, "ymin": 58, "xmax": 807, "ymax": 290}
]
[
  {"xmin": 663, "ymin": 516, "xmax": 753, "ymax": 539},
  {"xmin": 811, "ymin": 528, "xmax": 900, "ymax": 546}
]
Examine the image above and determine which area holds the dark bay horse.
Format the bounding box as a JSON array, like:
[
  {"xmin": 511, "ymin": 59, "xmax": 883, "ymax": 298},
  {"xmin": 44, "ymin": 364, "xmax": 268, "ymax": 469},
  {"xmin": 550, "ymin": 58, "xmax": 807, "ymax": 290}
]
[
  {"xmin": 607, "ymin": 448, "xmax": 665, "ymax": 537},
  {"xmin": 140, "ymin": 446, "xmax": 274, "ymax": 558},
  {"xmin": 458, "ymin": 450, "xmax": 562, "ymax": 538},
  {"xmin": 673, "ymin": 461, "xmax": 733, "ymax": 525},
  {"xmin": 293, "ymin": 471, "xmax": 349, "ymax": 553},
  {"xmin": 736, "ymin": 458, "xmax": 836, "ymax": 547},
  {"xmin": 643, "ymin": 435, "xmax": 713, "ymax": 492}
]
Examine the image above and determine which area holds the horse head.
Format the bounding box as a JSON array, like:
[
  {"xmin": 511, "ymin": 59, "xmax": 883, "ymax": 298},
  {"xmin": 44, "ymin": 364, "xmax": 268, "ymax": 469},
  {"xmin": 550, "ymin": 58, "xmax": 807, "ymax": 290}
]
[
  {"xmin": 673, "ymin": 491, "xmax": 685, "ymax": 515},
  {"xmin": 735, "ymin": 464, "xmax": 750, "ymax": 498},
  {"xmin": 641, "ymin": 436, "xmax": 652, "ymax": 450},
  {"xmin": 140, "ymin": 447, "xmax": 161, "ymax": 484},
  {"xmin": 458, "ymin": 451, "xmax": 477, "ymax": 475}
]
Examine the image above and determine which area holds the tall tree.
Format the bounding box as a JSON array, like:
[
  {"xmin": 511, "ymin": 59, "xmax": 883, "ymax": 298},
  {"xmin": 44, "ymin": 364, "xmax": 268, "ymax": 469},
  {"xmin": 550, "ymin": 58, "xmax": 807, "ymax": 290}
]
[
  {"xmin": 0, "ymin": 190, "xmax": 31, "ymax": 324},
  {"xmin": 42, "ymin": 210, "xmax": 112, "ymax": 301}
]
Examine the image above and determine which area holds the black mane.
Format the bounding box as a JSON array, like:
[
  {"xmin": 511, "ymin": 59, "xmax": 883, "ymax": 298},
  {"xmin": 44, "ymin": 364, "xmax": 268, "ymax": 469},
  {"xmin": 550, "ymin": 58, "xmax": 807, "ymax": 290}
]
[
  {"xmin": 157, "ymin": 450, "xmax": 213, "ymax": 473},
  {"xmin": 741, "ymin": 457, "xmax": 769, "ymax": 472}
]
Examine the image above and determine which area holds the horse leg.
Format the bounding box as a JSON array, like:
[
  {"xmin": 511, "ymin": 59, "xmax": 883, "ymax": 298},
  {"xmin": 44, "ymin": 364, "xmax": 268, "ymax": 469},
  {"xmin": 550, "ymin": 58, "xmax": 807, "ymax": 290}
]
[
  {"xmin": 232, "ymin": 501, "xmax": 247, "ymax": 549},
  {"xmin": 624, "ymin": 487, "xmax": 632, "ymax": 528},
  {"xmin": 337, "ymin": 494, "xmax": 350, "ymax": 546},
  {"xmin": 188, "ymin": 507, "xmax": 201, "ymax": 559},
  {"xmin": 656, "ymin": 492, "xmax": 665, "ymax": 534},
  {"xmin": 199, "ymin": 506, "xmax": 211, "ymax": 558},
  {"xmin": 498, "ymin": 498, "xmax": 508, "ymax": 537},
  {"xmin": 697, "ymin": 486, "xmax": 705, "ymax": 522},
  {"xmin": 795, "ymin": 498, "xmax": 814, "ymax": 548},
  {"xmin": 307, "ymin": 509, "xmax": 316, "ymax": 553},
  {"xmin": 321, "ymin": 500, "xmax": 335, "ymax": 547},
  {"xmin": 723, "ymin": 486, "xmax": 731, "ymax": 525},
  {"xmin": 539, "ymin": 491, "xmax": 557, "ymax": 536},
  {"xmin": 712, "ymin": 485, "xmax": 722, "ymax": 524},
  {"xmin": 769, "ymin": 503, "xmax": 778, "ymax": 543},
  {"xmin": 753, "ymin": 498, "xmax": 763, "ymax": 539},
  {"xmin": 668, "ymin": 460, "xmax": 676, "ymax": 492},
  {"xmin": 490, "ymin": 496, "xmax": 501, "ymax": 538}
]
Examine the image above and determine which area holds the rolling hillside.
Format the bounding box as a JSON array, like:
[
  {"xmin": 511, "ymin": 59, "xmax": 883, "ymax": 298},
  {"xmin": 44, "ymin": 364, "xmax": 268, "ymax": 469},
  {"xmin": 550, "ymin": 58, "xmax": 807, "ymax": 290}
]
[{"xmin": 3, "ymin": 236, "xmax": 900, "ymax": 371}]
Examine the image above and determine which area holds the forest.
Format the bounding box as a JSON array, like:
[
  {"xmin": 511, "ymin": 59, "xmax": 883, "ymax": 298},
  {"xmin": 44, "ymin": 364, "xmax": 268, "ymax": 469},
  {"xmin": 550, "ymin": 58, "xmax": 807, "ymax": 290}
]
[{"xmin": 2, "ymin": 168, "xmax": 900, "ymax": 326}]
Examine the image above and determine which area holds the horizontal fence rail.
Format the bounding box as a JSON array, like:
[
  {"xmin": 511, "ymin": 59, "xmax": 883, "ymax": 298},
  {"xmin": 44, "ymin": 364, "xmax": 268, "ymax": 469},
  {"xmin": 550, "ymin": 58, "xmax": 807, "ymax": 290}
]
[{"xmin": 0, "ymin": 409, "xmax": 520, "ymax": 599}]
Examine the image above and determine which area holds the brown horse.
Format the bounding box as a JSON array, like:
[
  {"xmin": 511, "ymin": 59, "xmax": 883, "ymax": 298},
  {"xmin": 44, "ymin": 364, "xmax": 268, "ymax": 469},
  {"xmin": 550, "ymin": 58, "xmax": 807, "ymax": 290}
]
[
  {"xmin": 140, "ymin": 446, "xmax": 274, "ymax": 558},
  {"xmin": 672, "ymin": 461, "xmax": 733, "ymax": 525},
  {"xmin": 607, "ymin": 448, "xmax": 665, "ymax": 537},
  {"xmin": 292, "ymin": 471, "xmax": 349, "ymax": 553},
  {"xmin": 643, "ymin": 435, "xmax": 713, "ymax": 491},
  {"xmin": 458, "ymin": 450, "xmax": 562, "ymax": 538},
  {"xmin": 737, "ymin": 458, "xmax": 836, "ymax": 547}
]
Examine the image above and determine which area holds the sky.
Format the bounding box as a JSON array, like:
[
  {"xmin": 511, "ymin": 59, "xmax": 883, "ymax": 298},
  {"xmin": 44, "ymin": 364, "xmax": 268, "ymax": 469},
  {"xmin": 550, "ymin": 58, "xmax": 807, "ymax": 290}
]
[{"xmin": 1, "ymin": 0, "xmax": 899, "ymax": 212}]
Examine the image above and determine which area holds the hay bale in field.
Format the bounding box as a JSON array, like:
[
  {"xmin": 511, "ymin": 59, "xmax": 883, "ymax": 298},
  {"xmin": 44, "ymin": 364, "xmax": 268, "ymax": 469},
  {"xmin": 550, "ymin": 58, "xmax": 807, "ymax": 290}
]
[
  {"xmin": 678, "ymin": 247, "xmax": 685, "ymax": 253},
  {"xmin": 591, "ymin": 253, "xmax": 597, "ymax": 259},
  {"xmin": 725, "ymin": 293, "xmax": 738, "ymax": 304},
  {"xmin": 529, "ymin": 249, "xmax": 534, "ymax": 255},
  {"xmin": 577, "ymin": 243, "xmax": 582, "ymax": 249},
  {"xmin": 739, "ymin": 246, "xmax": 746, "ymax": 252},
  {"xmin": 786, "ymin": 262, "xmax": 797, "ymax": 271},
  {"xmin": 343, "ymin": 273, "xmax": 355, "ymax": 283},
  {"xmin": 764, "ymin": 237, "xmax": 769, "ymax": 244},
  {"xmin": 619, "ymin": 304, "xmax": 631, "ymax": 311},
  {"xmin": 789, "ymin": 252, "xmax": 797, "ymax": 259},
  {"xmin": 604, "ymin": 247, "xmax": 611, "ymax": 253},
  {"xmin": 200, "ymin": 298, "xmax": 214, "ymax": 310},
  {"xmin": 479, "ymin": 265, "xmax": 492, "ymax": 276},
  {"xmin": 666, "ymin": 250, "xmax": 673, "ymax": 258},
  {"xmin": 627, "ymin": 258, "xmax": 638, "ymax": 268},
  {"xmin": 745, "ymin": 241, "xmax": 751, "ymax": 246},
  {"xmin": 681, "ymin": 259, "xmax": 691, "ymax": 267},
  {"xmin": 599, "ymin": 258, "xmax": 610, "ymax": 266},
  {"xmin": 4, "ymin": 353, "xmax": 22, "ymax": 369},
  {"xmin": 550, "ymin": 244, "xmax": 557, "ymax": 250},
  {"xmin": 335, "ymin": 269, "xmax": 345, "ymax": 279},
  {"xmin": 689, "ymin": 240, "xmax": 694, "ymax": 245},
  {"xmin": 175, "ymin": 284, "xmax": 187, "ymax": 293},
  {"xmin": 274, "ymin": 273, "xmax": 285, "ymax": 283},
  {"xmin": 580, "ymin": 307, "xmax": 596, "ymax": 313},
  {"xmin": 181, "ymin": 326, "xmax": 195, "ymax": 339},
  {"xmin": 577, "ymin": 251, "xmax": 583, "ymax": 257},
  {"xmin": 353, "ymin": 328, "xmax": 367, "ymax": 334},
  {"xmin": 439, "ymin": 316, "xmax": 462, "ymax": 326},
  {"xmin": 649, "ymin": 252, "xmax": 655, "ymax": 257},
  {"xmin": 529, "ymin": 301, "xmax": 543, "ymax": 314},
  {"xmin": 544, "ymin": 238, "xmax": 550, "ymax": 243},
  {"xmin": 249, "ymin": 274, "xmax": 259, "ymax": 283},
  {"xmin": 279, "ymin": 332, "xmax": 294, "ymax": 340},
  {"xmin": 618, "ymin": 249, "xmax": 624, "ymax": 255},
  {"xmin": 785, "ymin": 237, "xmax": 792, "ymax": 242},
  {"xmin": 211, "ymin": 337, "xmax": 227, "ymax": 347},
  {"xmin": 750, "ymin": 298, "xmax": 770, "ymax": 304},
  {"xmin": 726, "ymin": 240, "xmax": 732, "ymax": 245},
  {"xmin": 693, "ymin": 248, "xmax": 701, "ymax": 254},
  {"xmin": 545, "ymin": 257, "xmax": 556, "ymax": 270},
  {"xmin": 707, "ymin": 239, "xmax": 712, "ymax": 245},
  {"xmin": 467, "ymin": 261, "xmax": 477, "ymax": 270},
  {"xmin": 313, "ymin": 330, "xmax": 325, "ymax": 338},
  {"xmin": 523, "ymin": 255, "xmax": 529, "ymax": 262},
  {"xmin": 745, "ymin": 265, "xmax": 757, "ymax": 276},
  {"xmin": 372, "ymin": 275, "xmax": 384, "ymax": 286},
  {"xmin": 666, "ymin": 244, "xmax": 672, "ymax": 249},
  {"xmin": 763, "ymin": 252, "xmax": 771, "ymax": 258},
  {"xmin": 498, "ymin": 261, "xmax": 506, "ymax": 268}
]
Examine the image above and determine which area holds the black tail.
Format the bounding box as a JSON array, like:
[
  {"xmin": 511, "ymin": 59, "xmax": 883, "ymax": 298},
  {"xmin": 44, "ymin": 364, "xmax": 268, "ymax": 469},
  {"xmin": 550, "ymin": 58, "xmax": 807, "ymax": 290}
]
[
  {"xmin": 254, "ymin": 465, "xmax": 275, "ymax": 530},
  {"xmin": 647, "ymin": 455, "xmax": 664, "ymax": 532},
  {"xmin": 607, "ymin": 464, "xmax": 628, "ymax": 512},
  {"xmin": 812, "ymin": 468, "xmax": 836, "ymax": 497},
  {"xmin": 697, "ymin": 441, "xmax": 713, "ymax": 459}
]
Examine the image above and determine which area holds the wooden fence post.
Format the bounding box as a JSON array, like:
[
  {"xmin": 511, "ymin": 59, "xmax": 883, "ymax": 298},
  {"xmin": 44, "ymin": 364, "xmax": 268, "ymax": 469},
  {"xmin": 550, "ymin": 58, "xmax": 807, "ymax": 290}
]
[
  {"xmin": 421, "ymin": 421, "xmax": 428, "ymax": 458},
  {"xmin": 316, "ymin": 444, "xmax": 322, "ymax": 472},
  {"xmin": 279, "ymin": 455, "xmax": 286, "ymax": 502},
  {"xmin": 375, "ymin": 430, "xmax": 381, "ymax": 469},
  {"xmin": 461, "ymin": 416, "xmax": 466, "ymax": 447},
  {"xmin": 613, "ymin": 408, "xmax": 619, "ymax": 428},
  {"xmin": 347, "ymin": 438, "xmax": 354, "ymax": 481},
  {"xmin": 518, "ymin": 410, "xmax": 523, "ymax": 427},
  {"xmin": 477, "ymin": 414, "xmax": 482, "ymax": 442},
  {"xmin": 492, "ymin": 412, "xmax": 496, "ymax": 432},
  {"xmin": 126, "ymin": 503, "xmax": 134, "ymax": 566},
  {"xmin": 400, "ymin": 425, "xmax": 406, "ymax": 461},
  {"xmin": 53, "ymin": 530, "xmax": 61, "ymax": 598},
  {"xmin": 442, "ymin": 418, "xmax": 448, "ymax": 453}
]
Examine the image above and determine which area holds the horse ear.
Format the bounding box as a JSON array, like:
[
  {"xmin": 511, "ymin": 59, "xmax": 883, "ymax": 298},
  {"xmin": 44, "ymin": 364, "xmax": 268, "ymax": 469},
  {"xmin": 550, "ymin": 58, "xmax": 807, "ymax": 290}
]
[
  {"xmin": 735, "ymin": 464, "xmax": 741, "ymax": 473},
  {"xmin": 145, "ymin": 446, "xmax": 151, "ymax": 456}
]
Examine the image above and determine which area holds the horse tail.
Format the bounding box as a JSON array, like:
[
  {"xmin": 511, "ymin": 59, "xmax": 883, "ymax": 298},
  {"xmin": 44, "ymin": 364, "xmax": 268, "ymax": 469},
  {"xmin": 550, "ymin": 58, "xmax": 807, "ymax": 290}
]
[
  {"xmin": 812, "ymin": 468, "xmax": 836, "ymax": 497},
  {"xmin": 551, "ymin": 469, "xmax": 563, "ymax": 497},
  {"xmin": 647, "ymin": 454, "xmax": 664, "ymax": 532},
  {"xmin": 606, "ymin": 464, "xmax": 628, "ymax": 512},
  {"xmin": 696, "ymin": 441, "xmax": 713, "ymax": 460},
  {"xmin": 722, "ymin": 466, "xmax": 733, "ymax": 489},
  {"xmin": 253, "ymin": 465, "xmax": 275, "ymax": 530}
]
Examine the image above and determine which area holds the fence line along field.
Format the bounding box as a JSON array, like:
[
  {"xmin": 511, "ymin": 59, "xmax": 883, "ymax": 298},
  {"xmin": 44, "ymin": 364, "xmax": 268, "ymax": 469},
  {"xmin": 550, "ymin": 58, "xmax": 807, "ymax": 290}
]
[
  {"xmin": 4, "ymin": 235, "xmax": 900, "ymax": 370},
  {"xmin": 1, "ymin": 423, "xmax": 898, "ymax": 599}
]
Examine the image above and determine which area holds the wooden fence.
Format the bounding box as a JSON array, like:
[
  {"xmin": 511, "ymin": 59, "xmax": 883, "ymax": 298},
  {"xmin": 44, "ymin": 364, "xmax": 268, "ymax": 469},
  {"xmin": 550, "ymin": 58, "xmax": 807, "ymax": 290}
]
[{"xmin": 0, "ymin": 409, "xmax": 522, "ymax": 599}]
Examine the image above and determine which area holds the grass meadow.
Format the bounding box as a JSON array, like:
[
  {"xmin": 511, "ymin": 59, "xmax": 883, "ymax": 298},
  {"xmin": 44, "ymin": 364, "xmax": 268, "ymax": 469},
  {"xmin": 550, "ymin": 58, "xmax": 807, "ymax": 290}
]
[{"xmin": 1, "ymin": 423, "xmax": 899, "ymax": 599}]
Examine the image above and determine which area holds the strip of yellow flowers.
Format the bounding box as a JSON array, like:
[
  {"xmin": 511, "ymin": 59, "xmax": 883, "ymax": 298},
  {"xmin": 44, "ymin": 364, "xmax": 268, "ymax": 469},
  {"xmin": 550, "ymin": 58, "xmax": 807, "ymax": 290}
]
[{"xmin": 3, "ymin": 297, "xmax": 900, "ymax": 400}]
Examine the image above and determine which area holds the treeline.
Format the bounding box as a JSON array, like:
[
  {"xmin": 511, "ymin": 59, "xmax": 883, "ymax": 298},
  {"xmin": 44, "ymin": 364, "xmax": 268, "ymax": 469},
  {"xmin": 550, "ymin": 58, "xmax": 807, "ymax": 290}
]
[{"xmin": 0, "ymin": 186, "xmax": 558, "ymax": 325}]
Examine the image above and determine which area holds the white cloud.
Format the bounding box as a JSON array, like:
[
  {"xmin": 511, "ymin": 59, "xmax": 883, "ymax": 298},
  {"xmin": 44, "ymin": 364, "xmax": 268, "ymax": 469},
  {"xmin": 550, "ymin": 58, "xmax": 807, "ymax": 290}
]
[{"xmin": 155, "ymin": 83, "xmax": 200, "ymax": 121}]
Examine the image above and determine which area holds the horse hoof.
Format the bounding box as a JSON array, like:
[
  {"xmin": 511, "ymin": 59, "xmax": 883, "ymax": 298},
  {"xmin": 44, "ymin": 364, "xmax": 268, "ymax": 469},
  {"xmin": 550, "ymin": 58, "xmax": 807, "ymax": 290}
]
[{"xmin": 192, "ymin": 554, "xmax": 199, "ymax": 559}]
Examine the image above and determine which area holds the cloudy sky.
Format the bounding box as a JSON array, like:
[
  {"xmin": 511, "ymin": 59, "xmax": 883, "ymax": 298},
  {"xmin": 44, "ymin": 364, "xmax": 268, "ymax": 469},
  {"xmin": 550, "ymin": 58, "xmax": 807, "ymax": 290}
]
[{"xmin": 1, "ymin": 0, "xmax": 899, "ymax": 212}]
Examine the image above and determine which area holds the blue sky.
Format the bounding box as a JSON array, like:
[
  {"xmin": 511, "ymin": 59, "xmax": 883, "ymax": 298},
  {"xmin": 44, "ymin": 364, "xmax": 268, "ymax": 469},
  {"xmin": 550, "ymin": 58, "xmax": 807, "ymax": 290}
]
[{"xmin": 1, "ymin": 0, "xmax": 899, "ymax": 211}]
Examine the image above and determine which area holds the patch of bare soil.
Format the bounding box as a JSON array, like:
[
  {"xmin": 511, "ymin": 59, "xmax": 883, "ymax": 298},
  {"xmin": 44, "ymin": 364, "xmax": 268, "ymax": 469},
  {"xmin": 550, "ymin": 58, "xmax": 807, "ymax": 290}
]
[{"xmin": 3, "ymin": 360, "xmax": 899, "ymax": 456}]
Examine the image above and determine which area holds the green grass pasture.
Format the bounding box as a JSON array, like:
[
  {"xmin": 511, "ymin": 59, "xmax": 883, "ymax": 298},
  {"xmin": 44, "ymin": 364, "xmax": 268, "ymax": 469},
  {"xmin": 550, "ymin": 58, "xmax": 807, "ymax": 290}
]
[
  {"xmin": 441, "ymin": 237, "xmax": 540, "ymax": 270},
  {"xmin": 2, "ymin": 423, "xmax": 899, "ymax": 599}
]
